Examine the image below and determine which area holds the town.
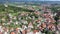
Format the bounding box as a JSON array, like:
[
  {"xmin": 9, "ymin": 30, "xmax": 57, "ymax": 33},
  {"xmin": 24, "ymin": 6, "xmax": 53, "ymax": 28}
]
[{"xmin": 0, "ymin": 1, "xmax": 60, "ymax": 34}]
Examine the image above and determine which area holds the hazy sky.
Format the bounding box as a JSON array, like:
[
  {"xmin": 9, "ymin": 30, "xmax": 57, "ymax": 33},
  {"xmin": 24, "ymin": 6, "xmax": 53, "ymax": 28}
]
[
  {"xmin": 8, "ymin": 0, "xmax": 60, "ymax": 1},
  {"xmin": 0, "ymin": 0, "xmax": 60, "ymax": 1},
  {"xmin": 45, "ymin": 0, "xmax": 60, "ymax": 1}
]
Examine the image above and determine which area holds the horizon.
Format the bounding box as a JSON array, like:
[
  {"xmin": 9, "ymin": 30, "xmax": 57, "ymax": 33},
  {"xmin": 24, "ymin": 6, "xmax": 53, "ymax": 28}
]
[
  {"xmin": 0, "ymin": 0, "xmax": 60, "ymax": 4},
  {"xmin": 7, "ymin": 0, "xmax": 60, "ymax": 1}
]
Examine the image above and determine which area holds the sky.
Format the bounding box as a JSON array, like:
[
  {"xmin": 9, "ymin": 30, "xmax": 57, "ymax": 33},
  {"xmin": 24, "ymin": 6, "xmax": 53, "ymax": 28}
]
[
  {"xmin": 44, "ymin": 0, "xmax": 60, "ymax": 1},
  {"xmin": 8, "ymin": 0, "xmax": 60, "ymax": 1},
  {"xmin": 0, "ymin": 0, "xmax": 60, "ymax": 4},
  {"xmin": 0, "ymin": 0, "xmax": 60, "ymax": 2},
  {"xmin": 7, "ymin": 0, "xmax": 60, "ymax": 2},
  {"xmin": 9, "ymin": 0, "xmax": 60, "ymax": 1}
]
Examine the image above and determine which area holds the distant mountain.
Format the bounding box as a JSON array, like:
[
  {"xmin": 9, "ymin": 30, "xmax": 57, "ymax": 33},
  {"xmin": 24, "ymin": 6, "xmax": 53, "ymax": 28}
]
[
  {"xmin": 0, "ymin": 0, "xmax": 60, "ymax": 5},
  {"xmin": 8, "ymin": 1, "xmax": 60, "ymax": 5},
  {"xmin": 0, "ymin": 0, "xmax": 6, "ymax": 4}
]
